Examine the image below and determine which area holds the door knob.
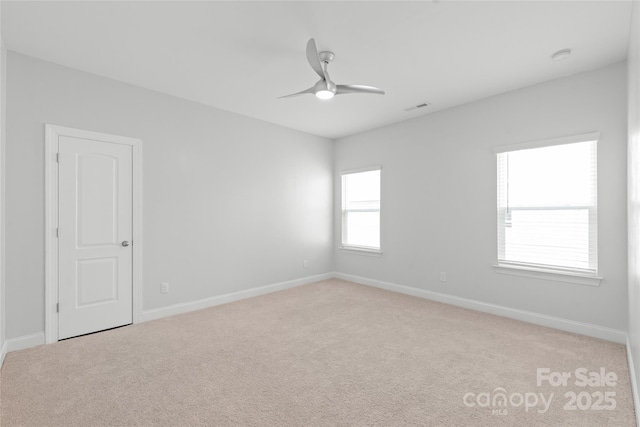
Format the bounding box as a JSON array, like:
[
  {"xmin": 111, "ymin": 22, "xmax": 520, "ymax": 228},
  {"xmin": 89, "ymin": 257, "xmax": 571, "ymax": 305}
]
[{"xmin": 122, "ymin": 240, "xmax": 131, "ymax": 247}]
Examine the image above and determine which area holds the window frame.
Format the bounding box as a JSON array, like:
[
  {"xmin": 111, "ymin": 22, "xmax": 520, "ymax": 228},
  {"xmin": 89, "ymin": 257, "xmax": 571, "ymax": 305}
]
[
  {"xmin": 340, "ymin": 165, "xmax": 382, "ymax": 255},
  {"xmin": 492, "ymin": 132, "xmax": 602, "ymax": 286}
]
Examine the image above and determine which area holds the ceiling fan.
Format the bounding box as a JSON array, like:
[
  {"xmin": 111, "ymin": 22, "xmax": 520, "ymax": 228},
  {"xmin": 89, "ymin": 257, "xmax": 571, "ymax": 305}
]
[{"xmin": 279, "ymin": 38, "xmax": 385, "ymax": 100}]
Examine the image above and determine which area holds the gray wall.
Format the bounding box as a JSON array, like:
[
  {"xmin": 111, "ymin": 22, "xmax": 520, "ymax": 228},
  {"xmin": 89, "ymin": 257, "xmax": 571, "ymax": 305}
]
[
  {"xmin": 334, "ymin": 62, "xmax": 628, "ymax": 331},
  {"xmin": 627, "ymin": 0, "xmax": 640, "ymax": 410},
  {"xmin": 0, "ymin": 19, "xmax": 6, "ymax": 352},
  {"xmin": 6, "ymin": 52, "xmax": 334, "ymax": 339}
]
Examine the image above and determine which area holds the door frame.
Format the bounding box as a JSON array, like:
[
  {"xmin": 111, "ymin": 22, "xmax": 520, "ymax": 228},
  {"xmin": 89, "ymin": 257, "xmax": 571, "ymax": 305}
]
[{"xmin": 44, "ymin": 124, "xmax": 143, "ymax": 344}]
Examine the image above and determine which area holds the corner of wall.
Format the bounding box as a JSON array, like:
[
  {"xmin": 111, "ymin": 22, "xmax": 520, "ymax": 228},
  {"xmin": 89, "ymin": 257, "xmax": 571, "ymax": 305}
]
[
  {"xmin": 0, "ymin": 6, "xmax": 7, "ymax": 368},
  {"xmin": 330, "ymin": 137, "xmax": 338, "ymax": 272},
  {"xmin": 627, "ymin": 0, "xmax": 640, "ymax": 424}
]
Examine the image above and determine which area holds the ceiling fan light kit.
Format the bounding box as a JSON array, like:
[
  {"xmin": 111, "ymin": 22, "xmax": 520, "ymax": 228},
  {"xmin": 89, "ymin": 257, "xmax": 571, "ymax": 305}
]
[
  {"xmin": 279, "ymin": 38, "xmax": 385, "ymax": 100},
  {"xmin": 315, "ymin": 90, "xmax": 335, "ymax": 100}
]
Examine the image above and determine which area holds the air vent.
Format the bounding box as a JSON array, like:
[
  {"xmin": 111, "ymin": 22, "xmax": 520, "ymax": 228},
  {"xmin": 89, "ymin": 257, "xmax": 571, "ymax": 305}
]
[{"xmin": 404, "ymin": 102, "xmax": 431, "ymax": 112}]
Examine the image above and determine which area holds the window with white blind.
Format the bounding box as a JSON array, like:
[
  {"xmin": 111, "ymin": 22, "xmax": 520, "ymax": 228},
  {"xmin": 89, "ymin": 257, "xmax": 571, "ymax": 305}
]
[
  {"xmin": 495, "ymin": 133, "xmax": 599, "ymax": 283},
  {"xmin": 341, "ymin": 167, "xmax": 381, "ymax": 252}
]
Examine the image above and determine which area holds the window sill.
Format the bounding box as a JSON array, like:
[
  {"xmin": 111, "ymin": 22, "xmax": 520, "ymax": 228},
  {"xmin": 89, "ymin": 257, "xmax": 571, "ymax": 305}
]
[
  {"xmin": 340, "ymin": 246, "xmax": 382, "ymax": 257},
  {"xmin": 493, "ymin": 264, "xmax": 602, "ymax": 287}
]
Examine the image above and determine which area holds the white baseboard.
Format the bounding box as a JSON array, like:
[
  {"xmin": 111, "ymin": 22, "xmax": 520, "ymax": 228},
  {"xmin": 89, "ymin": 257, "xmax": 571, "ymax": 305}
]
[
  {"xmin": 1, "ymin": 272, "xmax": 627, "ymax": 363},
  {"xmin": 141, "ymin": 272, "xmax": 334, "ymax": 322},
  {"xmin": 4, "ymin": 332, "xmax": 45, "ymax": 353},
  {"xmin": 0, "ymin": 274, "xmax": 334, "ymax": 360},
  {"xmin": 626, "ymin": 336, "xmax": 640, "ymax": 427},
  {"xmin": 0, "ymin": 340, "xmax": 6, "ymax": 368},
  {"xmin": 335, "ymin": 272, "xmax": 627, "ymax": 344}
]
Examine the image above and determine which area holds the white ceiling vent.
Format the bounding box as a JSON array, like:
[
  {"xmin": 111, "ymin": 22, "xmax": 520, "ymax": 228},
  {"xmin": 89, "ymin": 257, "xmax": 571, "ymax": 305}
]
[{"xmin": 404, "ymin": 102, "xmax": 431, "ymax": 112}]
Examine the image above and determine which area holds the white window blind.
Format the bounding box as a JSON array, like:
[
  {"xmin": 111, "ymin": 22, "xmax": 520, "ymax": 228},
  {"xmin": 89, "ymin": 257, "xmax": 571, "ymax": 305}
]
[
  {"xmin": 341, "ymin": 168, "xmax": 381, "ymax": 251},
  {"xmin": 496, "ymin": 136, "xmax": 598, "ymax": 275}
]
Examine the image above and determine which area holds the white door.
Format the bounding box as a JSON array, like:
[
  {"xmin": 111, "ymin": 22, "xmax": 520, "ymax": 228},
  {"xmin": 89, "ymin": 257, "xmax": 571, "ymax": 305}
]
[{"xmin": 58, "ymin": 135, "xmax": 133, "ymax": 340}]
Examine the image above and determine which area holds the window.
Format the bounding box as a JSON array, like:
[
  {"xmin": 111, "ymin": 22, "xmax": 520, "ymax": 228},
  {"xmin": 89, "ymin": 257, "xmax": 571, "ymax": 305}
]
[
  {"xmin": 495, "ymin": 133, "xmax": 598, "ymax": 280},
  {"xmin": 341, "ymin": 167, "xmax": 381, "ymax": 252}
]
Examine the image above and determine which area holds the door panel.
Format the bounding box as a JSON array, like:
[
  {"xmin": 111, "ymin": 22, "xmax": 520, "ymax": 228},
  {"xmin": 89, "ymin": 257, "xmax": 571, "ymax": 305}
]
[
  {"xmin": 76, "ymin": 257, "xmax": 118, "ymax": 306},
  {"xmin": 58, "ymin": 136, "xmax": 133, "ymax": 340},
  {"xmin": 77, "ymin": 154, "xmax": 119, "ymax": 246}
]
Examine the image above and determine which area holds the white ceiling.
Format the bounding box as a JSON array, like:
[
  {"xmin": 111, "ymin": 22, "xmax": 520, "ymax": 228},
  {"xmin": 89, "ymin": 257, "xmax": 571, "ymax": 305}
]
[{"xmin": 2, "ymin": 1, "xmax": 633, "ymax": 139}]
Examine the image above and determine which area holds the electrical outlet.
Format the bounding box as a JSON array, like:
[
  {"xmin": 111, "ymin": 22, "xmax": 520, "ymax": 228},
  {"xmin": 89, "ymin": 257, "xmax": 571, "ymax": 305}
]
[
  {"xmin": 161, "ymin": 282, "xmax": 169, "ymax": 294},
  {"xmin": 303, "ymin": 259, "xmax": 309, "ymax": 269},
  {"xmin": 439, "ymin": 272, "xmax": 447, "ymax": 282}
]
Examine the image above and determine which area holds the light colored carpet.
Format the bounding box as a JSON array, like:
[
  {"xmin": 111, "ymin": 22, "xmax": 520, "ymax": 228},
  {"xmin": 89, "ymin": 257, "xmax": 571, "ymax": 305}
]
[{"xmin": 0, "ymin": 279, "xmax": 635, "ymax": 426}]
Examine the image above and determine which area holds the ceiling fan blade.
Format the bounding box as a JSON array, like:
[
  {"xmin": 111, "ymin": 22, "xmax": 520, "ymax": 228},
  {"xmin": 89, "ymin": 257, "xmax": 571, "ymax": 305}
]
[
  {"xmin": 278, "ymin": 86, "xmax": 315, "ymax": 99},
  {"xmin": 306, "ymin": 38, "xmax": 326, "ymax": 80},
  {"xmin": 336, "ymin": 84, "xmax": 385, "ymax": 95}
]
